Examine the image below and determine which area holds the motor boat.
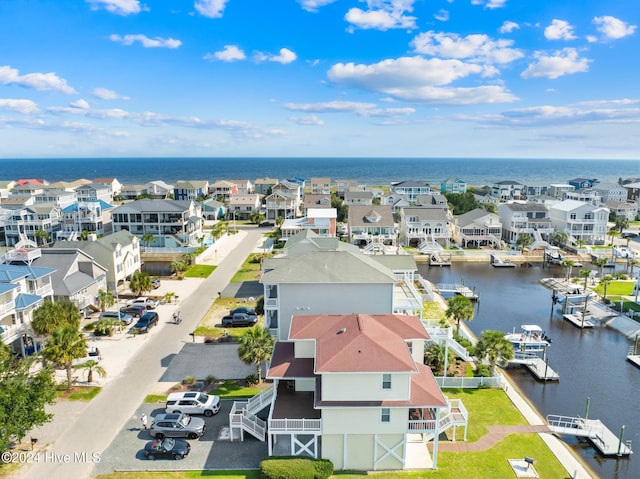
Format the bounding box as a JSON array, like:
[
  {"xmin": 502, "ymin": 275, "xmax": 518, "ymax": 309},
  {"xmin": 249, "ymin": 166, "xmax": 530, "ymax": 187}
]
[{"xmin": 504, "ymin": 324, "xmax": 552, "ymax": 352}]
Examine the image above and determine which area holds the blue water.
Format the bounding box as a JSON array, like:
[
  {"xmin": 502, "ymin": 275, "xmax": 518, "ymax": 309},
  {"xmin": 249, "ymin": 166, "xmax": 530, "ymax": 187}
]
[{"xmin": 1, "ymin": 157, "xmax": 637, "ymax": 186}]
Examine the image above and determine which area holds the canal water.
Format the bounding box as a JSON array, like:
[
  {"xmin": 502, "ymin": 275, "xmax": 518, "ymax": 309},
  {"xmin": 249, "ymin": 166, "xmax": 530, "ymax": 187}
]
[{"xmin": 419, "ymin": 262, "xmax": 638, "ymax": 479}]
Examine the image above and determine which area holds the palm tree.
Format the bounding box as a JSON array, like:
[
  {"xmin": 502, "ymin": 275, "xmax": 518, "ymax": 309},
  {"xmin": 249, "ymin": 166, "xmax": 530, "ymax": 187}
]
[
  {"xmin": 445, "ymin": 295, "xmax": 475, "ymax": 336},
  {"xmin": 575, "ymin": 239, "xmax": 586, "ymax": 251},
  {"xmin": 97, "ymin": 289, "xmax": 115, "ymax": 312},
  {"xmin": 424, "ymin": 343, "xmax": 454, "ymax": 375},
  {"xmin": 237, "ymin": 325, "xmax": 275, "ymax": 383},
  {"xmin": 551, "ymin": 231, "xmax": 567, "ymax": 247},
  {"xmin": 579, "ymin": 269, "xmax": 591, "ymax": 291},
  {"xmin": 129, "ymin": 270, "xmax": 152, "ymax": 296},
  {"xmin": 182, "ymin": 252, "xmax": 196, "ymax": 266},
  {"xmin": 250, "ymin": 212, "xmax": 265, "ymax": 225},
  {"xmin": 32, "ymin": 300, "xmax": 82, "ymax": 337},
  {"xmin": 35, "ymin": 229, "xmax": 50, "ymax": 247},
  {"xmin": 141, "ymin": 233, "xmax": 155, "ymax": 249},
  {"xmin": 600, "ymin": 274, "xmax": 613, "ymax": 301},
  {"xmin": 516, "ymin": 233, "xmax": 531, "ymax": 253},
  {"xmin": 595, "ymin": 257, "xmax": 608, "ymax": 280},
  {"xmin": 561, "ymin": 259, "xmax": 575, "ymax": 281},
  {"xmin": 475, "ymin": 330, "xmax": 514, "ymax": 374},
  {"xmin": 629, "ymin": 259, "xmax": 639, "ymax": 278},
  {"xmin": 74, "ymin": 359, "xmax": 107, "ymax": 384},
  {"xmin": 608, "ymin": 228, "xmax": 620, "ymax": 247},
  {"xmin": 43, "ymin": 325, "xmax": 88, "ymax": 390},
  {"xmin": 170, "ymin": 260, "xmax": 187, "ymax": 276},
  {"xmin": 614, "ymin": 216, "xmax": 629, "ymax": 233}
]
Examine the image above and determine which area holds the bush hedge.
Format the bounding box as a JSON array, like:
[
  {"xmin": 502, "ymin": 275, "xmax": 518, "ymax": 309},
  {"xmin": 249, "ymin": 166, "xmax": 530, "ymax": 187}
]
[{"xmin": 260, "ymin": 457, "xmax": 333, "ymax": 479}]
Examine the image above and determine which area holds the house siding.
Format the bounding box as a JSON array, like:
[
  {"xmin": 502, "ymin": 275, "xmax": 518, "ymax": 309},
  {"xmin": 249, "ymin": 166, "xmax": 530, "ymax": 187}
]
[{"xmin": 322, "ymin": 373, "xmax": 411, "ymax": 402}]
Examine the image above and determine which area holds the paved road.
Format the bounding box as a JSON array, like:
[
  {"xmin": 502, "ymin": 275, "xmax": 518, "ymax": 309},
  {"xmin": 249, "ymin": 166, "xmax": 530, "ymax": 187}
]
[{"xmin": 23, "ymin": 227, "xmax": 266, "ymax": 479}]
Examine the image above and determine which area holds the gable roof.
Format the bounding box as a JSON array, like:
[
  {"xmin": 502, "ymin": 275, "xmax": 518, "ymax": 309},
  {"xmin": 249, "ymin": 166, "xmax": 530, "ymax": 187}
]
[
  {"xmin": 456, "ymin": 208, "xmax": 499, "ymax": 227},
  {"xmin": 261, "ymin": 249, "xmax": 396, "ymax": 284},
  {"xmin": 348, "ymin": 205, "xmax": 394, "ymax": 227},
  {"xmin": 290, "ymin": 314, "xmax": 428, "ymax": 373}
]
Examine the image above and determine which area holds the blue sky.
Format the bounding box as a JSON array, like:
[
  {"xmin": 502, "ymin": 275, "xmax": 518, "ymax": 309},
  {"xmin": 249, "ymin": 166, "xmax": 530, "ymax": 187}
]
[{"xmin": 0, "ymin": 0, "xmax": 638, "ymax": 159}]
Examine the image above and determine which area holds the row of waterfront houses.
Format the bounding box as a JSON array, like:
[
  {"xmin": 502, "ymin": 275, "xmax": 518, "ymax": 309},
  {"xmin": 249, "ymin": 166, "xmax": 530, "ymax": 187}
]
[{"xmin": 1, "ymin": 175, "xmax": 638, "ymax": 254}]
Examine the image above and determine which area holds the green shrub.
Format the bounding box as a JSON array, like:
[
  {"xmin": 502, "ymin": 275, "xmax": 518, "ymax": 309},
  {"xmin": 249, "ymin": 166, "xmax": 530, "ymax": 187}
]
[
  {"xmin": 93, "ymin": 319, "xmax": 113, "ymax": 336},
  {"xmin": 475, "ymin": 364, "xmax": 491, "ymax": 377},
  {"xmin": 182, "ymin": 375, "xmax": 196, "ymax": 385},
  {"xmin": 246, "ymin": 373, "xmax": 259, "ymax": 386},
  {"xmin": 260, "ymin": 457, "xmax": 333, "ymax": 479},
  {"xmin": 83, "ymin": 322, "xmax": 96, "ymax": 332}
]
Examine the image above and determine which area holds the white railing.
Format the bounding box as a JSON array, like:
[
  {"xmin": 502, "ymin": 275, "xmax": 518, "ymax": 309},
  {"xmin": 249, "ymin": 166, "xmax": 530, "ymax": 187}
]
[
  {"xmin": 546, "ymin": 415, "xmax": 604, "ymax": 438},
  {"xmin": 264, "ymin": 297, "xmax": 278, "ymax": 309},
  {"xmin": 36, "ymin": 284, "xmax": 53, "ymax": 297},
  {"xmin": 408, "ymin": 419, "xmax": 437, "ymax": 433},
  {"xmin": 269, "ymin": 418, "xmax": 322, "ymax": 433},
  {"xmin": 0, "ymin": 300, "xmax": 16, "ymax": 315},
  {"xmin": 245, "ymin": 387, "xmax": 274, "ymax": 415},
  {"xmin": 435, "ymin": 376, "xmax": 502, "ymax": 389},
  {"xmin": 241, "ymin": 412, "xmax": 266, "ymax": 440}
]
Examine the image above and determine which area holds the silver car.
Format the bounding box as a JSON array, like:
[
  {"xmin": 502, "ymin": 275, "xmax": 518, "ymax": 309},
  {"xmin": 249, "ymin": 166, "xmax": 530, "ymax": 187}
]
[{"xmin": 149, "ymin": 413, "xmax": 206, "ymax": 440}]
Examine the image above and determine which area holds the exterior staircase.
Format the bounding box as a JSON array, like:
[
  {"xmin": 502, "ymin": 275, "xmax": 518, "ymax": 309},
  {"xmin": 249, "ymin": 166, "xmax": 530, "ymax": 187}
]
[{"xmin": 229, "ymin": 387, "xmax": 274, "ymax": 442}]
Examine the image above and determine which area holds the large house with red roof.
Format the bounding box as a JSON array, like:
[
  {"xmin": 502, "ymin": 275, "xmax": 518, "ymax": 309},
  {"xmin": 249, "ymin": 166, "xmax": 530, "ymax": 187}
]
[{"xmin": 233, "ymin": 313, "xmax": 465, "ymax": 471}]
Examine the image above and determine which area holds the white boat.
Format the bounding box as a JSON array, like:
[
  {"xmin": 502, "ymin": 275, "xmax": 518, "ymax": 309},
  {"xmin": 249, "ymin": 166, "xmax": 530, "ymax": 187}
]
[{"xmin": 504, "ymin": 325, "xmax": 552, "ymax": 352}]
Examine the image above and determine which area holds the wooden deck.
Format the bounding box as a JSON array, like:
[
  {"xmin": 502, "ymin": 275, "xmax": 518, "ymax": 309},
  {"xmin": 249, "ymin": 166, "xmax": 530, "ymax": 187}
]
[
  {"xmin": 563, "ymin": 313, "xmax": 596, "ymax": 328},
  {"xmin": 547, "ymin": 415, "xmax": 633, "ymax": 456}
]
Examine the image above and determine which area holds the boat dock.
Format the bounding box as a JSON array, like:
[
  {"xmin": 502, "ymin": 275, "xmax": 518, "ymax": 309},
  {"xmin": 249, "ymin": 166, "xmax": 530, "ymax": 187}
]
[
  {"xmin": 627, "ymin": 355, "xmax": 640, "ymax": 368},
  {"xmin": 547, "ymin": 415, "xmax": 633, "ymax": 456},
  {"xmin": 563, "ymin": 313, "xmax": 596, "ymax": 328},
  {"xmin": 490, "ymin": 253, "xmax": 516, "ymax": 268},
  {"xmin": 508, "ymin": 352, "xmax": 559, "ymax": 381},
  {"xmin": 429, "ymin": 253, "xmax": 451, "ymax": 267},
  {"xmin": 435, "ymin": 283, "xmax": 479, "ymax": 301}
]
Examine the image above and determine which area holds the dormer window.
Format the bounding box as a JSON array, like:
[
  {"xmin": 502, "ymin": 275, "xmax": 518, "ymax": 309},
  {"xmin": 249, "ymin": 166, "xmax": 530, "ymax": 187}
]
[{"xmin": 364, "ymin": 210, "xmax": 381, "ymax": 223}]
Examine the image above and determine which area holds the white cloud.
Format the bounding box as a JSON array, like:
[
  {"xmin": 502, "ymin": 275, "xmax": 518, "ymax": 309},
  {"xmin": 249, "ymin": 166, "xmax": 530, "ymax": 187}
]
[
  {"xmin": 290, "ymin": 115, "xmax": 325, "ymax": 125},
  {"xmin": 592, "ymin": 16, "xmax": 637, "ymax": 40},
  {"xmin": 484, "ymin": 102, "xmax": 640, "ymax": 127},
  {"xmin": 194, "ymin": 0, "xmax": 229, "ymax": 19},
  {"xmin": 205, "ymin": 45, "xmax": 246, "ymax": 62},
  {"xmin": 0, "ymin": 99, "xmax": 39, "ymax": 114},
  {"xmin": 521, "ymin": 48, "xmax": 590, "ymax": 79},
  {"xmin": 471, "ymin": 0, "xmax": 506, "ymax": 9},
  {"xmin": 434, "ymin": 9, "xmax": 449, "ymax": 22},
  {"xmin": 499, "ymin": 21, "xmax": 519, "ymax": 33},
  {"xmin": 544, "ymin": 19, "xmax": 577, "ymax": 40},
  {"xmin": 327, "ymin": 57, "xmax": 517, "ymax": 105},
  {"xmin": 345, "ymin": 0, "xmax": 417, "ymax": 31},
  {"xmin": 86, "ymin": 0, "xmax": 144, "ymax": 15},
  {"xmin": 284, "ymin": 101, "xmax": 377, "ymax": 114},
  {"xmin": 0, "ymin": 65, "xmax": 76, "ymax": 94},
  {"xmin": 109, "ymin": 34, "xmax": 182, "ymax": 48},
  {"xmin": 297, "ymin": 0, "xmax": 337, "ymax": 12},
  {"xmin": 411, "ymin": 31, "xmax": 523, "ymax": 64},
  {"xmin": 255, "ymin": 48, "xmax": 297, "ymax": 64},
  {"xmin": 93, "ymin": 87, "xmax": 129, "ymax": 100},
  {"xmin": 70, "ymin": 99, "xmax": 90, "ymax": 109}
]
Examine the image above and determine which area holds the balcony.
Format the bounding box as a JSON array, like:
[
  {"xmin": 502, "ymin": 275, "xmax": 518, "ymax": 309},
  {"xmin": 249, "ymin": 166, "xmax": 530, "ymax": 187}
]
[
  {"xmin": 0, "ymin": 300, "xmax": 16, "ymax": 316},
  {"xmin": 269, "ymin": 382, "xmax": 322, "ymax": 434}
]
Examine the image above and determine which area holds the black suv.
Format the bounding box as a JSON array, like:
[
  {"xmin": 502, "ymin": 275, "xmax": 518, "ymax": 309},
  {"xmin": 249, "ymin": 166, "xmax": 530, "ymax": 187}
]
[
  {"xmin": 120, "ymin": 305, "xmax": 147, "ymax": 318},
  {"xmin": 132, "ymin": 311, "xmax": 159, "ymax": 333}
]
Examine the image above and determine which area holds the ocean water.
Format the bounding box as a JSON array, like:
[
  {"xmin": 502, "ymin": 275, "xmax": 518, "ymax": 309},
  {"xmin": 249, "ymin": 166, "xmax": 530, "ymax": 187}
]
[{"xmin": 1, "ymin": 157, "xmax": 638, "ymax": 186}]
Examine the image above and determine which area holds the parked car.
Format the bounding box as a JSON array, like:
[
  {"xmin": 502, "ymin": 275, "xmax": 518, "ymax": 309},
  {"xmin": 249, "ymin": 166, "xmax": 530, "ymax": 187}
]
[
  {"xmin": 100, "ymin": 310, "xmax": 134, "ymax": 325},
  {"xmin": 143, "ymin": 437, "xmax": 190, "ymax": 460},
  {"xmin": 120, "ymin": 305, "xmax": 147, "ymax": 318},
  {"xmin": 149, "ymin": 413, "xmax": 206, "ymax": 440},
  {"xmin": 259, "ymin": 221, "xmax": 274, "ymax": 228},
  {"xmin": 127, "ymin": 296, "xmax": 159, "ymax": 309},
  {"xmin": 132, "ymin": 311, "xmax": 159, "ymax": 333},
  {"xmin": 151, "ymin": 278, "xmax": 161, "ymax": 289},
  {"xmin": 165, "ymin": 391, "xmax": 221, "ymax": 417},
  {"xmin": 72, "ymin": 346, "xmax": 101, "ymax": 366},
  {"xmin": 229, "ymin": 306, "xmax": 256, "ymax": 316},
  {"xmin": 222, "ymin": 312, "xmax": 258, "ymax": 327}
]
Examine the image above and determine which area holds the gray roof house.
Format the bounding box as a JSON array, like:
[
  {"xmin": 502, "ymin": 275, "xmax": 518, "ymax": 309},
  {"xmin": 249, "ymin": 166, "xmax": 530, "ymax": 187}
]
[
  {"xmin": 453, "ymin": 208, "xmax": 502, "ymax": 248},
  {"xmin": 32, "ymin": 248, "xmax": 107, "ymax": 316},
  {"xmin": 347, "ymin": 205, "xmax": 397, "ymax": 252}
]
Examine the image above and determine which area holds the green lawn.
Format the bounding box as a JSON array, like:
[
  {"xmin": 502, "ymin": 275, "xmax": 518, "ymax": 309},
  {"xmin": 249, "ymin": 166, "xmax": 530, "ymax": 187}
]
[
  {"xmin": 230, "ymin": 254, "xmax": 264, "ymax": 282},
  {"xmin": 185, "ymin": 264, "xmax": 216, "ymax": 278},
  {"xmin": 422, "ymin": 301, "xmax": 446, "ymax": 321},
  {"xmin": 210, "ymin": 379, "xmax": 262, "ymax": 399},
  {"xmin": 56, "ymin": 386, "xmax": 101, "ymax": 401},
  {"xmin": 593, "ymin": 280, "xmax": 635, "ymax": 296},
  {"xmin": 96, "ymin": 472, "xmax": 260, "ymax": 479},
  {"xmin": 144, "ymin": 394, "xmax": 167, "ymax": 403}
]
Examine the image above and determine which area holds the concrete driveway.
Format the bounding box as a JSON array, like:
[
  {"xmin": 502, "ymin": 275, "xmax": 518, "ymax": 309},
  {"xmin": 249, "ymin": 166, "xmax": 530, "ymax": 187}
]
[{"xmin": 93, "ymin": 400, "xmax": 268, "ymax": 475}]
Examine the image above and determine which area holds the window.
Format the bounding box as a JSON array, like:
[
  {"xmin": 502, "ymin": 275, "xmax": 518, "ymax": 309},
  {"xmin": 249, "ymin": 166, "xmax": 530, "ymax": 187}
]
[
  {"xmin": 382, "ymin": 374, "xmax": 392, "ymax": 389},
  {"xmin": 381, "ymin": 408, "xmax": 391, "ymax": 423}
]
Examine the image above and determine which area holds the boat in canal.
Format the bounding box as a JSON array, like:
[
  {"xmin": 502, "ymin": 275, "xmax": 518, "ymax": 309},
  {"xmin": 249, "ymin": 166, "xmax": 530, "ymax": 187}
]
[{"xmin": 504, "ymin": 324, "xmax": 552, "ymax": 352}]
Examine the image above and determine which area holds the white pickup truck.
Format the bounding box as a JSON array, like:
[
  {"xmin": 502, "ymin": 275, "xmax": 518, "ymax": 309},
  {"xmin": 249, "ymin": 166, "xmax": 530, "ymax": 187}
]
[{"xmin": 126, "ymin": 296, "xmax": 159, "ymax": 309}]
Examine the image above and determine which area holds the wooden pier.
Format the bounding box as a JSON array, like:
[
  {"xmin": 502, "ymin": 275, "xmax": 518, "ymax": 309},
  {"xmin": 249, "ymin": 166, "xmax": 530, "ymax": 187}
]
[
  {"xmin": 547, "ymin": 415, "xmax": 633, "ymax": 456},
  {"xmin": 436, "ymin": 283, "xmax": 479, "ymax": 301},
  {"xmin": 429, "ymin": 253, "xmax": 451, "ymax": 267},
  {"xmin": 508, "ymin": 353, "xmax": 559, "ymax": 381},
  {"xmin": 563, "ymin": 313, "xmax": 596, "ymax": 328}
]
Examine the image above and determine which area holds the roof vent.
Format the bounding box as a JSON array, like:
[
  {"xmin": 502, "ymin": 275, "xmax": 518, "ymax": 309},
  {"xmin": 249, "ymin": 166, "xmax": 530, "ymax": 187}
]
[{"xmin": 336, "ymin": 328, "xmax": 347, "ymax": 335}]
